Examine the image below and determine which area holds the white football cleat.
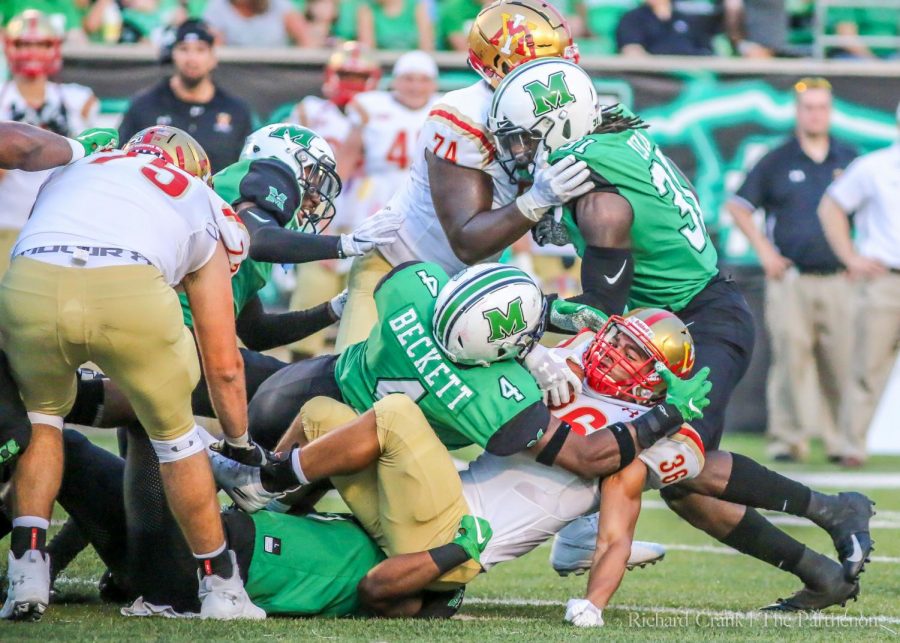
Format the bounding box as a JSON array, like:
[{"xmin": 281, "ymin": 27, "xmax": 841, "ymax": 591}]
[
  {"xmin": 550, "ymin": 513, "xmax": 666, "ymax": 575},
  {"xmin": 209, "ymin": 449, "xmax": 281, "ymax": 513},
  {"xmin": 1, "ymin": 549, "xmax": 51, "ymax": 621},
  {"xmin": 198, "ymin": 551, "xmax": 265, "ymax": 620}
]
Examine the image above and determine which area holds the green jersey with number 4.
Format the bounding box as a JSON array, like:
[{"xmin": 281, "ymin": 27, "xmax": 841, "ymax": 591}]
[
  {"xmin": 549, "ymin": 108, "xmax": 718, "ymax": 312},
  {"xmin": 335, "ymin": 262, "xmax": 543, "ymax": 451},
  {"xmin": 246, "ymin": 510, "xmax": 385, "ymax": 616},
  {"xmin": 179, "ymin": 159, "xmax": 273, "ymax": 328}
]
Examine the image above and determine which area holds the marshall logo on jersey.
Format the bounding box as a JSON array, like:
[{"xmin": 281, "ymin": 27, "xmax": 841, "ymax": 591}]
[{"xmin": 264, "ymin": 535, "xmax": 282, "ymax": 555}]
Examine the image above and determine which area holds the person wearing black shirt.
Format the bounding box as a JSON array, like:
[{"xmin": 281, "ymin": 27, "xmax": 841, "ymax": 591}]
[
  {"xmin": 727, "ymin": 78, "xmax": 857, "ymax": 464},
  {"xmin": 616, "ymin": 0, "xmax": 713, "ymax": 56},
  {"xmin": 118, "ymin": 19, "xmax": 253, "ymax": 173}
]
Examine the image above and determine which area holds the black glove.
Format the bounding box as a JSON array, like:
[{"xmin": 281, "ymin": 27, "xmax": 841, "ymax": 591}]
[
  {"xmin": 237, "ymin": 158, "xmax": 301, "ymax": 227},
  {"xmin": 209, "ymin": 438, "xmax": 271, "ymax": 467}
]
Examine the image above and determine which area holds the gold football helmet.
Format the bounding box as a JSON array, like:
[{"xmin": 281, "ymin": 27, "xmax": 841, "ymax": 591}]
[
  {"xmin": 323, "ymin": 41, "xmax": 382, "ymax": 108},
  {"xmin": 123, "ymin": 125, "xmax": 212, "ymax": 184},
  {"xmin": 583, "ymin": 308, "xmax": 695, "ymax": 403},
  {"xmin": 468, "ymin": 0, "xmax": 579, "ymax": 88}
]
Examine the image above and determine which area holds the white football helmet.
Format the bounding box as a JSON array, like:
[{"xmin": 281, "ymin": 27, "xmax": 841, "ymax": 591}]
[
  {"xmin": 241, "ymin": 123, "xmax": 342, "ymax": 232},
  {"xmin": 433, "ymin": 263, "xmax": 547, "ymax": 367},
  {"xmin": 487, "ymin": 58, "xmax": 599, "ymax": 180}
]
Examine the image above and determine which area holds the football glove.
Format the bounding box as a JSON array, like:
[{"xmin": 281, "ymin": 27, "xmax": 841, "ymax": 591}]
[
  {"xmin": 656, "ymin": 363, "xmax": 712, "ymax": 422},
  {"xmin": 516, "ymin": 154, "xmax": 594, "ymax": 223},
  {"xmin": 73, "ymin": 127, "xmax": 119, "ymax": 156},
  {"xmin": 524, "ymin": 343, "xmax": 583, "ymax": 408},
  {"xmin": 329, "ymin": 289, "xmax": 349, "ymax": 319},
  {"xmin": 453, "ymin": 515, "xmax": 492, "ymax": 564},
  {"xmin": 340, "ymin": 210, "xmax": 404, "ymax": 257},
  {"xmin": 550, "ymin": 299, "xmax": 608, "ymax": 333},
  {"xmin": 565, "ymin": 598, "xmax": 604, "ymax": 627},
  {"xmin": 237, "ymin": 158, "xmax": 301, "ymax": 227},
  {"xmin": 532, "ymin": 207, "xmax": 572, "ymax": 247},
  {"xmin": 209, "ymin": 438, "xmax": 270, "ymax": 467}
]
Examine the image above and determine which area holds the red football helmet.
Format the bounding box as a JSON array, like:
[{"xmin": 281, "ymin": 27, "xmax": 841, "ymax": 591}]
[
  {"xmin": 322, "ymin": 41, "xmax": 381, "ymax": 109},
  {"xmin": 582, "ymin": 308, "xmax": 695, "ymax": 404},
  {"xmin": 4, "ymin": 10, "xmax": 63, "ymax": 79}
]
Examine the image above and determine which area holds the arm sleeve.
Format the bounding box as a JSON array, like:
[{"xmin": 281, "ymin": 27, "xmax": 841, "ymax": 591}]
[
  {"xmin": 732, "ymin": 155, "xmax": 771, "ymax": 212},
  {"xmin": 826, "ymin": 156, "xmax": 870, "ymax": 213},
  {"xmin": 485, "ymin": 401, "xmax": 551, "ymax": 456},
  {"xmin": 235, "ymin": 295, "xmax": 335, "ymax": 352},
  {"xmin": 241, "ymin": 206, "xmax": 343, "ymax": 263}
]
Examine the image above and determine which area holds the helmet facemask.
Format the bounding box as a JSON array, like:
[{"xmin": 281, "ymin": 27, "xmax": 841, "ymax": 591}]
[
  {"xmin": 582, "ymin": 316, "xmax": 665, "ymax": 404},
  {"xmin": 292, "ymin": 150, "xmax": 342, "ymax": 234}
]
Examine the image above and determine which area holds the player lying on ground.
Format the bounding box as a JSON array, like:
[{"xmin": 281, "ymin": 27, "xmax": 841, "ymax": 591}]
[{"xmin": 487, "ymin": 59, "xmax": 875, "ymax": 611}]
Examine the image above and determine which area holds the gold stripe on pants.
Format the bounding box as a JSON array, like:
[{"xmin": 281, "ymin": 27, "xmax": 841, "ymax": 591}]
[{"xmin": 0, "ymin": 257, "xmax": 200, "ymax": 440}]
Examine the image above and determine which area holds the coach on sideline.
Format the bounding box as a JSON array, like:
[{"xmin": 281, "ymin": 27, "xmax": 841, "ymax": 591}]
[
  {"xmin": 818, "ymin": 101, "xmax": 900, "ymax": 468},
  {"xmin": 0, "ymin": 124, "xmax": 262, "ymax": 621},
  {"xmin": 728, "ymin": 77, "xmax": 856, "ymax": 464},
  {"xmin": 118, "ymin": 19, "xmax": 253, "ymax": 172}
]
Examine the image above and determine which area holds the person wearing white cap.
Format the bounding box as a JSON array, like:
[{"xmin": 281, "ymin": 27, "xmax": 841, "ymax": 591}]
[
  {"xmin": 817, "ymin": 100, "xmax": 900, "ymax": 466},
  {"xmin": 338, "ymin": 50, "xmax": 440, "ymax": 227}
]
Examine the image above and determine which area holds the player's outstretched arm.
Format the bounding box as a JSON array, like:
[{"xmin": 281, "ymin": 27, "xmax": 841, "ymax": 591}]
[
  {"xmin": 0, "ymin": 122, "xmax": 81, "ymax": 171},
  {"xmin": 234, "ymin": 294, "xmax": 338, "ymax": 352},
  {"xmin": 574, "ymin": 461, "xmax": 645, "ymax": 623}
]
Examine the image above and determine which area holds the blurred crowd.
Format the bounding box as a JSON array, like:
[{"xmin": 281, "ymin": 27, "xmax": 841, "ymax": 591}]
[{"xmin": 0, "ymin": 0, "xmax": 897, "ymax": 58}]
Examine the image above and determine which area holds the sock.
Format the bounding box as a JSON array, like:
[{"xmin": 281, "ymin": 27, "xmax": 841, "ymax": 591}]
[
  {"xmin": 11, "ymin": 516, "xmax": 50, "ymax": 557},
  {"xmin": 47, "ymin": 517, "xmax": 90, "ymax": 582},
  {"xmin": 260, "ymin": 449, "xmax": 305, "ymax": 493},
  {"xmin": 195, "ymin": 542, "xmax": 234, "ymax": 579},
  {"xmin": 224, "ymin": 431, "xmax": 250, "ymax": 449},
  {"xmin": 721, "ymin": 453, "xmax": 812, "ymax": 515},
  {"xmin": 290, "ymin": 448, "xmax": 309, "ymax": 485},
  {"xmin": 719, "ymin": 508, "xmax": 805, "ymax": 573}
]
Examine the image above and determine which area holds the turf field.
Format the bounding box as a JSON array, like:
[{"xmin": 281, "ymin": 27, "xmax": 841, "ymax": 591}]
[{"xmin": 2, "ymin": 432, "xmax": 898, "ymax": 641}]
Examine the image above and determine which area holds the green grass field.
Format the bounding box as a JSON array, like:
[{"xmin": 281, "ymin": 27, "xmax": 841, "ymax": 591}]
[{"xmin": 2, "ymin": 433, "xmax": 898, "ymax": 641}]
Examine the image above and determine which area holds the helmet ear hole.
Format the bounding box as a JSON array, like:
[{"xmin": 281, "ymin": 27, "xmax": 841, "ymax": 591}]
[{"xmin": 562, "ymin": 119, "xmax": 571, "ymax": 139}]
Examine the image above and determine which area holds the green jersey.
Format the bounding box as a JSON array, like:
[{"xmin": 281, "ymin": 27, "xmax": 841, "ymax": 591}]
[
  {"xmin": 179, "ymin": 160, "xmax": 272, "ymax": 327},
  {"xmin": 335, "ymin": 262, "xmax": 543, "ymax": 451},
  {"xmin": 549, "ymin": 108, "xmax": 718, "ymax": 312},
  {"xmin": 246, "ymin": 511, "xmax": 385, "ymax": 617}
]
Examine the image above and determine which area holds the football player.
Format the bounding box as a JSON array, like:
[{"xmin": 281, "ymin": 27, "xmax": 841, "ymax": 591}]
[
  {"xmin": 0, "ymin": 125, "xmax": 261, "ymax": 620},
  {"xmin": 339, "ymin": 50, "xmax": 440, "ymax": 223},
  {"xmin": 487, "ymin": 59, "xmax": 874, "ymax": 610},
  {"xmin": 0, "ymin": 10, "xmax": 100, "ymax": 277},
  {"xmin": 333, "ymin": 0, "xmax": 589, "ymax": 400}
]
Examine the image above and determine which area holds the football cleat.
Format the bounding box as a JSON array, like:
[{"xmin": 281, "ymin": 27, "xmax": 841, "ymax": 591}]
[
  {"xmin": 761, "ymin": 580, "xmax": 860, "ymax": 612},
  {"xmin": 209, "ymin": 449, "xmax": 282, "ymax": 513},
  {"xmin": 819, "ymin": 492, "xmax": 876, "ymax": 582},
  {"xmin": 198, "ymin": 551, "xmax": 265, "ymax": 620},
  {"xmin": 0, "ymin": 549, "xmax": 50, "ymax": 621},
  {"xmin": 550, "ymin": 513, "xmax": 666, "ymax": 575}
]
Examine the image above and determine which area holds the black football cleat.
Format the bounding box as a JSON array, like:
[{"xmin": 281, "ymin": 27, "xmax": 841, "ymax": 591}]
[
  {"xmin": 761, "ymin": 580, "xmax": 860, "ymax": 612},
  {"xmin": 821, "ymin": 492, "xmax": 876, "ymax": 581}
]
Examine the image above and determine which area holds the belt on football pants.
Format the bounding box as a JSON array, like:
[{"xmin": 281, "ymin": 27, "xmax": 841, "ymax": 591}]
[{"xmin": 17, "ymin": 245, "xmax": 152, "ymax": 266}]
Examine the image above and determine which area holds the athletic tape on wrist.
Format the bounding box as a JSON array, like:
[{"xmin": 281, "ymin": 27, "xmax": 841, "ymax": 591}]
[
  {"xmin": 536, "ymin": 421, "xmax": 572, "ymax": 466},
  {"xmin": 150, "ymin": 426, "xmax": 205, "ymax": 463},
  {"xmin": 66, "ymin": 137, "xmax": 85, "ymax": 163},
  {"xmin": 429, "ymin": 542, "xmax": 470, "ymax": 574},
  {"xmin": 633, "ymin": 403, "xmax": 683, "ymax": 449}
]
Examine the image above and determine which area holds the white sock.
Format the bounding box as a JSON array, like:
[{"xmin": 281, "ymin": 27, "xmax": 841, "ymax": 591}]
[
  {"xmin": 12, "ymin": 516, "xmax": 50, "ymax": 530},
  {"xmin": 193, "ymin": 541, "xmax": 227, "ymax": 560},
  {"xmin": 290, "ymin": 448, "xmax": 309, "ymax": 485},
  {"xmin": 224, "ymin": 431, "xmax": 250, "ymax": 448}
]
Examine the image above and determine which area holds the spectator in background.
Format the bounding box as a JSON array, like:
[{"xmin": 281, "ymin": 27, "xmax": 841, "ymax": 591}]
[
  {"xmin": 203, "ymin": 0, "xmax": 310, "ymax": 47},
  {"xmin": 0, "ymin": 0, "xmax": 88, "ymax": 41},
  {"xmin": 576, "ymin": 0, "xmax": 638, "ymax": 54},
  {"xmin": 304, "ymin": 0, "xmax": 339, "ymax": 48},
  {"xmin": 818, "ymin": 101, "xmax": 900, "ymax": 468},
  {"xmin": 828, "ymin": 6, "xmax": 900, "ymax": 60},
  {"xmin": 82, "ymin": 0, "xmax": 205, "ymax": 44},
  {"xmin": 357, "ymin": 0, "xmax": 434, "ymax": 51},
  {"xmin": 438, "ymin": 0, "xmax": 488, "ymax": 51},
  {"xmin": 617, "ymin": 0, "xmax": 713, "ymax": 55},
  {"xmin": 731, "ymin": 0, "xmax": 788, "ymax": 57},
  {"xmin": 118, "ymin": 19, "xmax": 253, "ymax": 172},
  {"xmin": 728, "ymin": 78, "xmax": 856, "ymax": 464},
  {"xmin": 0, "ymin": 9, "xmax": 98, "ymax": 277}
]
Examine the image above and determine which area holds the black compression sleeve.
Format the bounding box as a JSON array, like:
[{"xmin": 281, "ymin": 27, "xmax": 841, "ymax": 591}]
[
  {"xmin": 429, "ymin": 543, "xmax": 470, "ymax": 574},
  {"xmin": 246, "ymin": 220, "xmax": 342, "ymax": 264},
  {"xmin": 485, "ymin": 401, "xmax": 551, "ymax": 456},
  {"xmin": 236, "ymin": 296, "xmax": 335, "ymax": 352},
  {"xmin": 569, "ymin": 246, "xmax": 633, "ymax": 316}
]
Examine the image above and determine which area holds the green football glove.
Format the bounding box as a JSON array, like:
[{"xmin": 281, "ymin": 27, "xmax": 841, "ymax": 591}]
[
  {"xmin": 550, "ymin": 299, "xmax": 609, "ymax": 333},
  {"xmin": 656, "ymin": 362, "xmax": 712, "ymax": 422},
  {"xmin": 74, "ymin": 127, "xmax": 119, "ymax": 156},
  {"xmin": 453, "ymin": 515, "xmax": 492, "ymax": 564}
]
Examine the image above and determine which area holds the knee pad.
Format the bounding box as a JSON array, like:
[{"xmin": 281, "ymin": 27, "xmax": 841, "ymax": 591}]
[
  {"xmin": 150, "ymin": 425, "xmax": 205, "ymax": 463},
  {"xmin": 299, "ymin": 396, "xmax": 357, "ymax": 441}
]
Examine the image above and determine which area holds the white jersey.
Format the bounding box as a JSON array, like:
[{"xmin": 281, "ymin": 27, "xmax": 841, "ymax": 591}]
[
  {"xmin": 342, "ymin": 91, "xmax": 439, "ymax": 225},
  {"xmin": 15, "ymin": 152, "xmax": 233, "ymax": 286},
  {"xmin": 460, "ymin": 330, "xmax": 705, "ymax": 570},
  {"xmin": 290, "ymin": 95, "xmax": 352, "ymax": 150},
  {"xmin": 379, "ymin": 81, "xmax": 519, "ymax": 275},
  {"xmin": 0, "ymin": 81, "xmax": 97, "ymax": 230}
]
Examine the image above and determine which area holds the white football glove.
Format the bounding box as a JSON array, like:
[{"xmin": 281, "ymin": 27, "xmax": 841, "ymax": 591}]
[
  {"xmin": 341, "ymin": 209, "xmax": 404, "ymax": 257},
  {"xmin": 523, "ymin": 343, "xmax": 582, "ymax": 408},
  {"xmin": 516, "ymin": 153, "xmax": 594, "ymax": 222},
  {"xmin": 565, "ymin": 598, "xmax": 604, "ymax": 628},
  {"xmin": 329, "ymin": 288, "xmax": 348, "ymax": 319}
]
